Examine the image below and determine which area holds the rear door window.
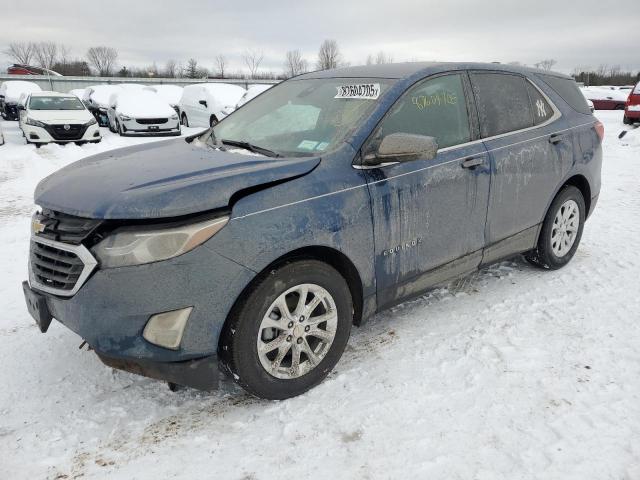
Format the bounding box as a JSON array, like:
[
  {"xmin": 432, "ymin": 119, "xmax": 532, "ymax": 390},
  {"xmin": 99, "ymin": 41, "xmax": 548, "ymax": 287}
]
[
  {"xmin": 526, "ymin": 81, "xmax": 554, "ymax": 125},
  {"xmin": 538, "ymin": 75, "xmax": 591, "ymax": 115},
  {"xmin": 470, "ymin": 73, "xmax": 534, "ymax": 137},
  {"xmin": 377, "ymin": 73, "xmax": 471, "ymax": 149}
]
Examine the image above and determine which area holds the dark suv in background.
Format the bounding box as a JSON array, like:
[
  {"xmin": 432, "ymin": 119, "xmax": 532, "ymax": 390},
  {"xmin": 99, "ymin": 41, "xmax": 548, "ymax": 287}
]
[{"xmin": 23, "ymin": 62, "xmax": 603, "ymax": 399}]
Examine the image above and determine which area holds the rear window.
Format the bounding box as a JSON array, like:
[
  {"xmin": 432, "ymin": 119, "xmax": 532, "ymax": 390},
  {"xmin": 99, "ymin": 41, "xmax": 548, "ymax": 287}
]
[
  {"xmin": 539, "ymin": 75, "xmax": 591, "ymax": 115},
  {"xmin": 634, "ymin": 83, "xmax": 640, "ymax": 94},
  {"xmin": 470, "ymin": 73, "xmax": 533, "ymax": 137},
  {"xmin": 526, "ymin": 81, "xmax": 554, "ymax": 125}
]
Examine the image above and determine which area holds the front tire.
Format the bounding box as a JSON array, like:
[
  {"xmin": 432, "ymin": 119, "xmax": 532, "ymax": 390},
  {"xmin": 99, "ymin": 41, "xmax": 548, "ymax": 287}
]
[
  {"xmin": 526, "ymin": 185, "xmax": 585, "ymax": 270},
  {"xmin": 220, "ymin": 260, "xmax": 353, "ymax": 400},
  {"xmin": 181, "ymin": 113, "xmax": 189, "ymax": 127},
  {"xmin": 209, "ymin": 115, "xmax": 219, "ymax": 127}
]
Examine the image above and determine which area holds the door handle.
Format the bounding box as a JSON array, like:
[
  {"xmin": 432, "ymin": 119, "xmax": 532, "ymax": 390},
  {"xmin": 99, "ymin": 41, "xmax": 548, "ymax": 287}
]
[
  {"xmin": 461, "ymin": 157, "xmax": 484, "ymax": 169},
  {"xmin": 549, "ymin": 134, "xmax": 564, "ymax": 145}
]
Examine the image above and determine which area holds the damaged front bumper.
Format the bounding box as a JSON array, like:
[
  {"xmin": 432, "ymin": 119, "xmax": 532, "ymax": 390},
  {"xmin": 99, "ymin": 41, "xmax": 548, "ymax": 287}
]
[{"xmin": 23, "ymin": 240, "xmax": 256, "ymax": 390}]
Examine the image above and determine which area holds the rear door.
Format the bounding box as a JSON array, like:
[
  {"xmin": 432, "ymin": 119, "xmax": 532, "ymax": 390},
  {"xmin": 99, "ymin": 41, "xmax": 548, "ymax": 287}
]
[
  {"xmin": 469, "ymin": 72, "xmax": 573, "ymax": 263},
  {"xmin": 362, "ymin": 72, "xmax": 490, "ymax": 308}
]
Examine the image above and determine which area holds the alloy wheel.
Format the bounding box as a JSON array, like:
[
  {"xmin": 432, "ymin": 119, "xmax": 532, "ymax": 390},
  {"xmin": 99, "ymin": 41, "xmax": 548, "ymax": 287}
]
[
  {"xmin": 551, "ymin": 199, "xmax": 580, "ymax": 257},
  {"xmin": 257, "ymin": 283, "xmax": 338, "ymax": 380}
]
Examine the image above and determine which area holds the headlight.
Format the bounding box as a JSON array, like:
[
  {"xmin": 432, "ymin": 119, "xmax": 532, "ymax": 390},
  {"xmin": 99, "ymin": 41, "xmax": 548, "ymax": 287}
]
[
  {"xmin": 170, "ymin": 114, "xmax": 178, "ymax": 120},
  {"xmin": 25, "ymin": 117, "xmax": 46, "ymax": 127},
  {"xmin": 92, "ymin": 216, "xmax": 229, "ymax": 268},
  {"xmin": 84, "ymin": 117, "xmax": 97, "ymax": 126},
  {"xmin": 119, "ymin": 114, "xmax": 132, "ymax": 121}
]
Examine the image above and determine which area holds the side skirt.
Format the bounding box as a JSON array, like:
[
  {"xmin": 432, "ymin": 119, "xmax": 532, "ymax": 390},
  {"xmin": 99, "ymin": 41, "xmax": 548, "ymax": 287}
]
[
  {"xmin": 481, "ymin": 225, "xmax": 540, "ymax": 266},
  {"xmin": 377, "ymin": 250, "xmax": 483, "ymax": 312}
]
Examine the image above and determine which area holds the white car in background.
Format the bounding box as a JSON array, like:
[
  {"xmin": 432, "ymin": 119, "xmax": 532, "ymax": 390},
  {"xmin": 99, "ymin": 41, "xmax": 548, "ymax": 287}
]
[
  {"xmin": 144, "ymin": 85, "xmax": 183, "ymax": 114},
  {"xmin": 178, "ymin": 83, "xmax": 245, "ymax": 128},
  {"xmin": 20, "ymin": 91, "xmax": 100, "ymax": 147},
  {"xmin": 106, "ymin": 89, "xmax": 180, "ymax": 137},
  {"xmin": 0, "ymin": 80, "xmax": 42, "ymax": 120},
  {"xmin": 235, "ymin": 84, "xmax": 273, "ymax": 109}
]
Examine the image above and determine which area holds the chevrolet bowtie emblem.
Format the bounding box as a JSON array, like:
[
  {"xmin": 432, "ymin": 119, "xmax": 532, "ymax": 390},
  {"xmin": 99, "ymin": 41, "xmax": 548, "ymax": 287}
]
[{"xmin": 32, "ymin": 219, "xmax": 46, "ymax": 234}]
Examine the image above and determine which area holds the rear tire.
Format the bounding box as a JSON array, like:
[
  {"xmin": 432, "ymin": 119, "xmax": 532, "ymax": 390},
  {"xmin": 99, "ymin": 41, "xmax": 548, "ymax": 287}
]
[
  {"xmin": 219, "ymin": 260, "xmax": 353, "ymax": 400},
  {"xmin": 623, "ymin": 115, "xmax": 631, "ymax": 125},
  {"xmin": 525, "ymin": 185, "xmax": 585, "ymax": 270}
]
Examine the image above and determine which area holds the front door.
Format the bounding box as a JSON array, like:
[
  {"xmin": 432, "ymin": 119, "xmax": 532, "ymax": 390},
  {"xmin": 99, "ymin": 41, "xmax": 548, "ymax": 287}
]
[{"xmin": 361, "ymin": 73, "xmax": 491, "ymax": 309}]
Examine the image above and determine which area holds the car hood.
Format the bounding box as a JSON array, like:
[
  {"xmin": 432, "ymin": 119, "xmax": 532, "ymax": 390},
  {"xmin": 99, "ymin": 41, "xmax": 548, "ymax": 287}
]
[
  {"xmin": 29, "ymin": 109, "xmax": 93, "ymax": 123},
  {"xmin": 35, "ymin": 139, "xmax": 320, "ymax": 220}
]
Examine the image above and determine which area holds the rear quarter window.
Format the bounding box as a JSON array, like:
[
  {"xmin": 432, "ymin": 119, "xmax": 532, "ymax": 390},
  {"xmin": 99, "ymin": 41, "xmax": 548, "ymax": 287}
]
[
  {"xmin": 470, "ymin": 72, "xmax": 534, "ymax": 137},
  {"xmin": 538, "ymin": 75, "xmax": 591, "ymax": 115},
  {"xmin": 526, "ymin": 81, "xmax": 554, "ymax": 125}
]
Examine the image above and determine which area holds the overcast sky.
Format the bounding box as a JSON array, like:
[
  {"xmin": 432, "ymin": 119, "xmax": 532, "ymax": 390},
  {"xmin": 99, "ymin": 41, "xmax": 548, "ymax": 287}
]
[{"xmin": 2, "ymin": 0, "xmax": 638, "ymax": 75}]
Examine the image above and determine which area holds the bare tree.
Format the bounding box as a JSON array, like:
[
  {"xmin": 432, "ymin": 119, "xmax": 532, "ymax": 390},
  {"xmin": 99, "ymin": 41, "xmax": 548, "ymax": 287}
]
[
  {"xmin": 33, "ymin": 42, "xmax": 61, "ymax": 70},
  {"xmin": 535, "ymin": 59, "xmax": 557, "ymax": 71},
  {"xmin": 86, "ymin": 46, "xmax": 118, "ymax": 76},
  {"xmin": 214, "ymin": 54, "xmax": 227, "ymax": 78},
  {"xmin": 242, "ymin": 49, "xmax": 264, "ymax": 78},
  {"xmin": 375, "ymin": 51, "xmax": 393, "ymax": 64},
  {"xmin": 317, "ymin": 39, "xmax": 341, "ymax": 70},
  {"xmin": 595, "ymin": 64, "xmax": 609, "ymax": 77},
  {"xmin": 164, "ymin": 59, "xmax": 178, "ymax": 78},
  {"xmin": 284, "ymin": 50, "xmax": 308, "ymax": 77},
  {"xmin": 4, "ymin": 42, "xmax": 35, "ymax": 65}
]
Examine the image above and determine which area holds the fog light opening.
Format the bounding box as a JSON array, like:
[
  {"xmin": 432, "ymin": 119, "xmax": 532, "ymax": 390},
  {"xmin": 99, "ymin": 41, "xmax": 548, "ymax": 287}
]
[{"xmin": 143, "ymin": 307, "xmax": 193, "ymax": 350}]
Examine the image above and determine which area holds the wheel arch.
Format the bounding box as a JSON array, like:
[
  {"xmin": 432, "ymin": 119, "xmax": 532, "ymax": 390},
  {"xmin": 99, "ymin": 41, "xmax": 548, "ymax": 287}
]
[
  {"xmin": 218, "ymin": 245, "xmax": 365, "ymax": 355},
  {"xmin": 562, "ymin": 174, "xmax": 592, "ymax": 217}
]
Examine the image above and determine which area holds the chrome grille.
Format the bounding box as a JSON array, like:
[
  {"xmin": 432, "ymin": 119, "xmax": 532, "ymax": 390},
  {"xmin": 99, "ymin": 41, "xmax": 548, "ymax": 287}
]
[{"xmin": 29, "ymin": 236, "xmax": 97, "ymax": 297}]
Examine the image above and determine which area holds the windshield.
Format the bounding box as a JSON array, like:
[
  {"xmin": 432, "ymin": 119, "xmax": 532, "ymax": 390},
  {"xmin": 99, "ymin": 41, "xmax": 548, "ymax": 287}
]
[
  {"xmin": 203, "ymin": 78, "xmax": 395, "ymax": 157},
  {"xmin": 29, "ymin": 96, "xmax": 85, "ymax": 111}
]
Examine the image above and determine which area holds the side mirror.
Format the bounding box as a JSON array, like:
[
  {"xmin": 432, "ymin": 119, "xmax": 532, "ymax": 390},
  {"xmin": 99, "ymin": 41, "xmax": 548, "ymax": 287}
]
[
  {"xmin": 199, "ymin": 99, "xmax": 208, "ymax": 107},
  {"xmin": 18, "ymin": 105, "xmax": 25, "ymax": 111},
  {"xmin": 364, "ymin": 133, "xmax": 438, "ymax": 165}
]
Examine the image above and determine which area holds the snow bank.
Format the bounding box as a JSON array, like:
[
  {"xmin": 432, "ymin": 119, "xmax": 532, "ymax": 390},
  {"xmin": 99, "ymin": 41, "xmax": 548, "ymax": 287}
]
[
  {"xmin": 0, "ymin": 81, "xmax": 42, "ymax": 103},
  {"xmin": 115, "ymin": 90, "xmax": 176, "ymax": 118}
]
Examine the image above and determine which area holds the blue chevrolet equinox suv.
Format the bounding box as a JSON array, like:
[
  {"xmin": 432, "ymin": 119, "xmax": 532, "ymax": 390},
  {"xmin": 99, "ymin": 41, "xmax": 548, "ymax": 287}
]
[{"xmin": 23, "ymin": 63, "xmax": 603, "ymax": 399}]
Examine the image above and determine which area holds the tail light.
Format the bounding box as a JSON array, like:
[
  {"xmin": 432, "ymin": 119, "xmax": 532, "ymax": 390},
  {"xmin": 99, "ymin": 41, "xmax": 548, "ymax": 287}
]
[
  {"xmin": 626, "ymin": 93, "xmax": 640, "ymax": 106},
  {"xmin": 594, "ymin": 120, "xmax": 605, "ymax": 142}
]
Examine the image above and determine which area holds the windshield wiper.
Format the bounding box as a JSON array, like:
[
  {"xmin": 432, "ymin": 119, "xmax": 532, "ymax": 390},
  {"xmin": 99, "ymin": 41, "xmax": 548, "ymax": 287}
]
[{"xmin": 221, "ymin": 139, "xmax": 280, "ymax": 158}]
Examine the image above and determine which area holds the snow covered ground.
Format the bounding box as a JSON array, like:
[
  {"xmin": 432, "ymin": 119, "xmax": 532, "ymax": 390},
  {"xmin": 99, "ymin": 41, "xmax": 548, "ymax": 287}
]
[{"xmin": 1, "ymin": 112, "xmax": 639, "ymax": 479}]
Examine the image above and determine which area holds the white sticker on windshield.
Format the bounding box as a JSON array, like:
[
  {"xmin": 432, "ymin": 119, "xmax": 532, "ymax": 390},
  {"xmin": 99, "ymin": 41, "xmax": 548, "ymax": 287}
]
[
  {"xmin": 297, "ymin": 140, "xmax": 318, "ymax": 150},
  {"xmin": 335, "ymin": 83, "xmax": 380, "ymax": 100}
]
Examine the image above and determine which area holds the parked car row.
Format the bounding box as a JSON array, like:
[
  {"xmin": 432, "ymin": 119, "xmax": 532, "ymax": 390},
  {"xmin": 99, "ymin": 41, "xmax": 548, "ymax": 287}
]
[{"xmin": 1, "ymin": 79, "xmax": 277, "ymax": 146}]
